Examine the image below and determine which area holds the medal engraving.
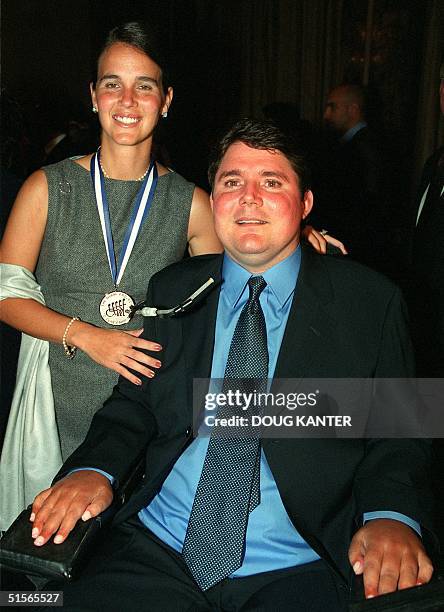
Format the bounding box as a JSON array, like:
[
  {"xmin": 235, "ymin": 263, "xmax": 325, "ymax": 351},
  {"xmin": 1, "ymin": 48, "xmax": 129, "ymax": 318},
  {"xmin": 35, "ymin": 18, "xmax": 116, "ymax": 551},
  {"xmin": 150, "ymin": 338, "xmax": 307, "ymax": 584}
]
[{"xmin": 100, "ymin": 291, "xmax": 135, "ymax": 326}]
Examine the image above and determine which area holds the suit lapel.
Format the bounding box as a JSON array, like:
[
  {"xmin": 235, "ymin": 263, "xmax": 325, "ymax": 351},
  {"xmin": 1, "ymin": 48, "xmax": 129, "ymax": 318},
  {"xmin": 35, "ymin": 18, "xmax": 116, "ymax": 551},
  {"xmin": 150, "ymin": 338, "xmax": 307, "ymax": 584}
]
[
  {"xmin": 273, "ymin": 246, "xmax": 334, "ymax": 383},
  {"xmin": 181, "ymin": 256, "xmax": 223, "ymax": 382},
  {"xmin": 415, "ymin": 146, "xmax": 444, "ymax": 229}
]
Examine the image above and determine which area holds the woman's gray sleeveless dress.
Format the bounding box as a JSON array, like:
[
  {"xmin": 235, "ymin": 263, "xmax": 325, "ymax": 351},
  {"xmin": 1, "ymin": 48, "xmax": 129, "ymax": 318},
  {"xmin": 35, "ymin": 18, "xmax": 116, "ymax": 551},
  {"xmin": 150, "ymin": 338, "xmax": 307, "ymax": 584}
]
[{"xmin": 35, "ymin": 158, "xmax": 194, "ymax": 459}]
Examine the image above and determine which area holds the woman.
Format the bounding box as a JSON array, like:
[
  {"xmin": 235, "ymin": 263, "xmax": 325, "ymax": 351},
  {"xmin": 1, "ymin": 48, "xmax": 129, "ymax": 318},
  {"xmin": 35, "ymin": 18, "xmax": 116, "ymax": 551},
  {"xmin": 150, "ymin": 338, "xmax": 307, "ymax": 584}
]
[
  {"xmin": 0, "ymin": 22, "xmax": 223, "ymax": 529},
  {"xmin": 0, "ymin": 22, "xmax": 343, "ymax": 530}
]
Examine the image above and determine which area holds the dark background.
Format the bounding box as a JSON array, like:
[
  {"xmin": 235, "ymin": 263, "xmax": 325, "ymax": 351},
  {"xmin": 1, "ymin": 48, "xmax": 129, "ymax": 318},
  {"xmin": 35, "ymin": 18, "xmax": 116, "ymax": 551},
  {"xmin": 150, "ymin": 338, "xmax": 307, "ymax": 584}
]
[
  {"xmin": 2, "ymin": 0, "xmax": 443, "ymax": 190},
  {"xmin": 1, "ymin": 0, "xmax": 444, "ymax": 581},
  {"xmin": 1, "ymin": 0, "xmax": 443, "ymax": 436},
  {"xmin": 1, "ymin": 0, "xmax": 443, "ymax": 454}
]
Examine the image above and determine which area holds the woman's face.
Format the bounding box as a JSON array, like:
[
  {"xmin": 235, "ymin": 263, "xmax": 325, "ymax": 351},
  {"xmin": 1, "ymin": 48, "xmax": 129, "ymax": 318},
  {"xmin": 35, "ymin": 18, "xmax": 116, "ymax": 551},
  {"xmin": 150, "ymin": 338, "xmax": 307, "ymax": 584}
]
[{"xmin": 91, "ymin": 42, "xmax": 172, "ymax": 148}]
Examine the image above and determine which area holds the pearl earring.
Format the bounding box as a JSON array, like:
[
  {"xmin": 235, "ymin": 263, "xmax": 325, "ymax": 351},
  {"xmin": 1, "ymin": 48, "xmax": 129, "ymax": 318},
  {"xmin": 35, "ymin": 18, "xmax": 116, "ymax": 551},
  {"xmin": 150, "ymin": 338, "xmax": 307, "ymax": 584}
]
[
  {"xmin": 92, "ymin": 106, "xmax": 98, "ymax": 113},
  {"xmin": 161, "ymin": 111, "xmax": 168, "ymax": 118}
]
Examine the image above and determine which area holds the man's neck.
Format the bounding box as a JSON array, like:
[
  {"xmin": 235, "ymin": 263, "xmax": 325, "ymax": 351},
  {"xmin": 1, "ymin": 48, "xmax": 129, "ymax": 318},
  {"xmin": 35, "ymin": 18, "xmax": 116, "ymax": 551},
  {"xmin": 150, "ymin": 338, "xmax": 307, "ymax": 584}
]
[{"xmin": 224, "ymin": 245, "xmax": 300, "ymax": 276}]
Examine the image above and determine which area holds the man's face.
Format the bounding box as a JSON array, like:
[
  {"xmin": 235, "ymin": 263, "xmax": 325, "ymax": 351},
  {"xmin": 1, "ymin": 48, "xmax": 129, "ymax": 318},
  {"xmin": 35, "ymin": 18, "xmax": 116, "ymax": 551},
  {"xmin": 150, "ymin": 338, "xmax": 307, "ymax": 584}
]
[
  {"xmin": 323, "ymin": 88, "xmax": 353, "ymax": 135},
  {"xmin": 210, "ymin": 142, "xmax": 313, "ymax": 273}
]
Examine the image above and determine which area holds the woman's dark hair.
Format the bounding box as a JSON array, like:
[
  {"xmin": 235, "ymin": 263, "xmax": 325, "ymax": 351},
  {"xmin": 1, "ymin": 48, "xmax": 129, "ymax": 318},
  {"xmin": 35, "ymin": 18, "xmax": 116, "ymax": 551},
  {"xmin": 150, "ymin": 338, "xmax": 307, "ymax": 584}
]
[
  {"xmin": 208, "ymin": 118, "xmax": 311, "ymax": 194},
  {"xmin": 93, "ymin": 22, "xmax": 170, "ymax": 93}
]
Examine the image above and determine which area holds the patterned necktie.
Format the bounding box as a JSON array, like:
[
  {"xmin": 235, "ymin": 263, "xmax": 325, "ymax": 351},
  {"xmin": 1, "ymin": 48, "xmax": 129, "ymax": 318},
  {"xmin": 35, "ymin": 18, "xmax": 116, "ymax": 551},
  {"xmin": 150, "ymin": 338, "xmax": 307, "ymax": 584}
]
[{"xmin": 182, "ymin": 276, "xmax": 268, "ymax": 591}]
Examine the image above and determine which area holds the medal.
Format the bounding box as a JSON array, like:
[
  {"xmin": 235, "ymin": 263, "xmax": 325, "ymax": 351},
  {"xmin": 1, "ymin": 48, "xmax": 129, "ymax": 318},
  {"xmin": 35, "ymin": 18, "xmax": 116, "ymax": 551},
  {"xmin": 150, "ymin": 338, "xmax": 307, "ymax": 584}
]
[
  {"xmin": 90, "ymin": 150, "xmax": 158, "ymax": 325},
  {"xmin": 99, "ymin": 291, "xmax": 135, "ymax": 326}
]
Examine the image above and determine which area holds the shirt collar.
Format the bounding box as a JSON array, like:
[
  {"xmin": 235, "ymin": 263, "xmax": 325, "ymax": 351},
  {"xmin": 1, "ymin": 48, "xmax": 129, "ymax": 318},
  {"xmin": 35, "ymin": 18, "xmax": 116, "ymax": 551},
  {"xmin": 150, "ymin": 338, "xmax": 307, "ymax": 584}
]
[
  {"xmin": 221, "ymin": 247, "xmax": 301, "ymax": 309},
  {"xmin": 341, "ymin": 121, "xmax": 367, "ymax": 143}
]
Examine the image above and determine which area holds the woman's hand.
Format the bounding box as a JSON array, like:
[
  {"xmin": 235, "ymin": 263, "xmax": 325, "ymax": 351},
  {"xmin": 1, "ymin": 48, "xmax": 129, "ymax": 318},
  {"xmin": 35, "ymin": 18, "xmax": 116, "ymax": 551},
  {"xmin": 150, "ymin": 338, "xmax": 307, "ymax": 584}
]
[
  {"xmin": 71, "ymin": 323, "xmax": 162, "ymax": 385},
  {"xmin": 302, "ymin": 225, "xmax": 348, "ymax": 255}
]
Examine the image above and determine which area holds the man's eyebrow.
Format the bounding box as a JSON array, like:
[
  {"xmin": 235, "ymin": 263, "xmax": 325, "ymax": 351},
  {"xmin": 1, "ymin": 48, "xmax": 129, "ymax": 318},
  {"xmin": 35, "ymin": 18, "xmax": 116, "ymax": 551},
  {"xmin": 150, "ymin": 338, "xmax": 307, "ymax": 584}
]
[
  {"xmin": 217, "ymin": 169, "xmax": 243, "ymax": 180},
  {"xmin": 260, "ymin": 170, "xmax": 290, "ymax": 181}
]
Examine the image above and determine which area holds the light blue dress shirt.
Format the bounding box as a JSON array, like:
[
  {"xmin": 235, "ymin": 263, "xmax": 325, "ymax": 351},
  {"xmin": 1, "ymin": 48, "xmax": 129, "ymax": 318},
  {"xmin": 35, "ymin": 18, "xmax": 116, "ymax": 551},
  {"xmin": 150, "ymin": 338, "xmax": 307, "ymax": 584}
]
[{"xmin": 140, "ymin": 248, "xmax": 326, "ymax": 575}]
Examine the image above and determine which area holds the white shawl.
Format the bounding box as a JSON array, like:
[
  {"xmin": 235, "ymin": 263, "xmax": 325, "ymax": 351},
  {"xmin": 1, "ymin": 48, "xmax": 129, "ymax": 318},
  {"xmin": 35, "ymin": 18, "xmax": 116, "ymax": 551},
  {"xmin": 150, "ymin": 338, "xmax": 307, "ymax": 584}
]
[{"xmin": 0, "ymin": 263, "xmax": 62, "ymax": 531}]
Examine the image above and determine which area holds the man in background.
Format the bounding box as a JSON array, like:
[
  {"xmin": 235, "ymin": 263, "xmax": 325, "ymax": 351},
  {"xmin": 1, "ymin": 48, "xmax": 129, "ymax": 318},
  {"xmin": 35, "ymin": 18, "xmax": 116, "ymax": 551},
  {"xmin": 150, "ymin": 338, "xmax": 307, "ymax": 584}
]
[
  {"xmin": 410, "ymin": 64, "xmax": 444, "ymax": 377},
  {"xmin": 408, "ymin": 63, "xmax": 444, "ymax": 560},
  {"xmin": 314, "ymin": 84, "xmax": 389, "ymax": 271}
]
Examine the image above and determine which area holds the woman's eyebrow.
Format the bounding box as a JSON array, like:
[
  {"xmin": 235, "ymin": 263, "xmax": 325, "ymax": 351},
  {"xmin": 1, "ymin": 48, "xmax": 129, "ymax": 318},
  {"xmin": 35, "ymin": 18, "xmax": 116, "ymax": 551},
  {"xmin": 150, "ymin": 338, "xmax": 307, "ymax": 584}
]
[
  {"xmin": 98, "ymin": 75, "xmax": 159, "ymax": 85},
  {"xmin": 136, "ymin": 76, "xmax": 159, "ymax": 85},
  {"xmin": 98, "ymin": 74, "xmax": 120, "ymax": 83}
]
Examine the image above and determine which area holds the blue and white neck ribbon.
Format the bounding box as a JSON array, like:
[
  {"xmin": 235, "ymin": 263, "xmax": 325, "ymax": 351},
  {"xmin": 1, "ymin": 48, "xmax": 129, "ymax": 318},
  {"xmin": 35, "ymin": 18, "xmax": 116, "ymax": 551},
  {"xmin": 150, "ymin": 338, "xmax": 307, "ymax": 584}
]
[{"xmin": 90, "ymin": 150, "xmax": 158, "ymax": 286}]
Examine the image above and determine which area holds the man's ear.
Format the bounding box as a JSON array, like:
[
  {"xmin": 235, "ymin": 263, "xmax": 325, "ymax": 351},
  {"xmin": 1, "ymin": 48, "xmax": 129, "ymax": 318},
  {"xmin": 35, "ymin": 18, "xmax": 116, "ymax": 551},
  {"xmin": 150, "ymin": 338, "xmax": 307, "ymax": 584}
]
[{"xmin": 301, "ymin": 190, "xmax": 314, "ymax": 219}]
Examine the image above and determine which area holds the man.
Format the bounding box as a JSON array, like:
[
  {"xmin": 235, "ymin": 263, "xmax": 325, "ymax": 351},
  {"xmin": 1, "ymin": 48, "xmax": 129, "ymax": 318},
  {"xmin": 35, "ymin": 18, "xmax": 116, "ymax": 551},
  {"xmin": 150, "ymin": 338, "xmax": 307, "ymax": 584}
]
[
  {"xmin": 408, "ymin": 63, "xmax": 444, "ymax": 555},
  {"xmin": 314, "ymin": 84, "xmax": 389, "ymax": 270},
  {"xmin": 323, "ymin": 84, "xmax": 369, "ymax": 139},
  {"xmin": 409, "ymin": 64, "xmax": 444, "ymax": 377},
  {"xmin": 31, "ymin": 119, "xmax": 433, "ymax": 611}
]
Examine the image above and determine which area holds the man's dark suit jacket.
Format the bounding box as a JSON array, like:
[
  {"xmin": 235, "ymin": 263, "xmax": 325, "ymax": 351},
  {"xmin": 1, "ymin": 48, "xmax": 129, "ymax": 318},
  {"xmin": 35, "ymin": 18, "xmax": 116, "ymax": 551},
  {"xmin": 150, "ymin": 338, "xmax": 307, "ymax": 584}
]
[
  {"xmin": 312, "ymin": 127, "xmax": 389, "ymax": 270},
  {"xmin": 408, "ymin": 147, "xmax": 444, "ymax": 548},
  {"xmin": 59, "ymin": 246, "xmax": 433, "ymax": 586},
  {"xmin": 410, "ymin": 146, "xmax": 444, "ymax": 376}
]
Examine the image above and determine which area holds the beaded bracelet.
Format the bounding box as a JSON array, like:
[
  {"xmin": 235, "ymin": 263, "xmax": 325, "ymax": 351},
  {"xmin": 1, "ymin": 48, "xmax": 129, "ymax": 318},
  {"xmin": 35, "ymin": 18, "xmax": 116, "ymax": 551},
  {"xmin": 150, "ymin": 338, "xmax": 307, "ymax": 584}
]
[{"xmin": 62, "ymin": 317, "xmax": 79, "ymax": 359}]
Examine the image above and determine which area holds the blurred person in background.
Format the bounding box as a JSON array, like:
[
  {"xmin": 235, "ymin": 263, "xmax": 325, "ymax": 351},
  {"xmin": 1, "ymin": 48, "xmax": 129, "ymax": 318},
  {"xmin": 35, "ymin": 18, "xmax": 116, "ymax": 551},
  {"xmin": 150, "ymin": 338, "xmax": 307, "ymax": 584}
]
[{"xmin": 313, "ymin": 84, "xmax": 390, "ymax": 271}]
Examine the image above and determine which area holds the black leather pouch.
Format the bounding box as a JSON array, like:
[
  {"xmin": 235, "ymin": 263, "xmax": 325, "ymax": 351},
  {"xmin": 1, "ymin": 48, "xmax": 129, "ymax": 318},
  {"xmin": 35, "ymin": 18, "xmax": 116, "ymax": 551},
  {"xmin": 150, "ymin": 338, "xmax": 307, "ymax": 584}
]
[
  {"xmin": 0, "ymin": 455, "xmax": 145, "ymax": 581},
  {"xmin": 349, "ymin": 574, "xmax": 444, "ymax": 611},
  {"xmin": 0, "ymin": 505, "xmax": 113, "ymax": 580}
]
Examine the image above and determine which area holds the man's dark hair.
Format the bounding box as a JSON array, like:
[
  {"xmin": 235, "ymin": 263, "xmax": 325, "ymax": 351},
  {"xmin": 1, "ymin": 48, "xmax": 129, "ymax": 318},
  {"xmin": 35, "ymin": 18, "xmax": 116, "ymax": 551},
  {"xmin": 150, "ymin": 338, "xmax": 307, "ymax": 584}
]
[
  {"xmin": 208, "ymin": 118, "xmax": 311, "ymax": 194},
  {"xmin": 93, "ymin": 22, "xmax": 170, "ymax": 93}
]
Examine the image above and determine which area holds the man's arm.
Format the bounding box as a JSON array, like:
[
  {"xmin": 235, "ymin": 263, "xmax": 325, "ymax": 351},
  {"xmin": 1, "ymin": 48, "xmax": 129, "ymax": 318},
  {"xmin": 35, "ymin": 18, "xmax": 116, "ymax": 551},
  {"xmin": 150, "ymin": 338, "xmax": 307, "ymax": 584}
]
[{"xmin": 350, "ymin": 287, "xmax": 435, "ymax": 598}]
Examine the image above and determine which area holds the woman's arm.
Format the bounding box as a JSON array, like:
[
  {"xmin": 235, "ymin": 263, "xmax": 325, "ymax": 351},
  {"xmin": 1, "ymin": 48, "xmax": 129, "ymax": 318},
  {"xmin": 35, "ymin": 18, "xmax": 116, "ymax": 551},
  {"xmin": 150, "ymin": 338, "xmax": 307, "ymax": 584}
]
[
  {"xmin": 0, "ymin": 171, "xmax": 69, "ymax": 342},
  {"xmin": 187, "ymin": 187, "xmax": 223, "ymax": 256},
  {"xmin": 0, "ymin": 171, "xmax": 161, "ymax": 385}
]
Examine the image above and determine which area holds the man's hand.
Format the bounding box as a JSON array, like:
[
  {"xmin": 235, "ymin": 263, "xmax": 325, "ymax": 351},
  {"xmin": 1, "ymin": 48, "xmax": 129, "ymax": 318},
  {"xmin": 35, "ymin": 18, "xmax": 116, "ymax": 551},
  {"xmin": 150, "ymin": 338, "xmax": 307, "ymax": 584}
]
[
  {"xmin": 302, "ymin": 225, "xmax": 348, "ymax": 255},
  {"xmin": 348, "ymin": 519, "xmax": 434, "ymax": 599},
  {"xmin": 30, "ymin": 470, "xmax": 113, "ymax": 546}
]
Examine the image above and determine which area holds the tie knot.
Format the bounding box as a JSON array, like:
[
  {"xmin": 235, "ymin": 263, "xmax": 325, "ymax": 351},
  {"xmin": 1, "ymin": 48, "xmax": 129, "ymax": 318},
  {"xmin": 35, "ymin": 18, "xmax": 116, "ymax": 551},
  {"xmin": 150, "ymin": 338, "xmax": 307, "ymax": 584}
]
[{"xmin": 248, "ymin": 276, "xmax": 267, "ymax": 302}]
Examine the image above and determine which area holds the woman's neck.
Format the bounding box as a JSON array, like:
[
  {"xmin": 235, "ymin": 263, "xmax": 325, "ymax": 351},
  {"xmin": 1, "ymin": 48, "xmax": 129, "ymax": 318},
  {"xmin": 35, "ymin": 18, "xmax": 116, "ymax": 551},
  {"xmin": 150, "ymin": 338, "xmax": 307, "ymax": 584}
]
[{"xmin": 99, "ymin": 139, "xmax": 153, "ymax": 180}]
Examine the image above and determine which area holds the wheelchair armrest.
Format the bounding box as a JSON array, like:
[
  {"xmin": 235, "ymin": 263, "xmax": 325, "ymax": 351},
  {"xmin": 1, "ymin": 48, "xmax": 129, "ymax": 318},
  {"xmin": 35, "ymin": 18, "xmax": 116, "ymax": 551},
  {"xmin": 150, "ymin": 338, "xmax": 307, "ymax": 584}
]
[
  {"xmin": 0, "ymin": 454, "xmax": 145, "ymax": 581},
  {"xmin": 349, "ymin": 574, "xmax": 444, "ymax": 611}
]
